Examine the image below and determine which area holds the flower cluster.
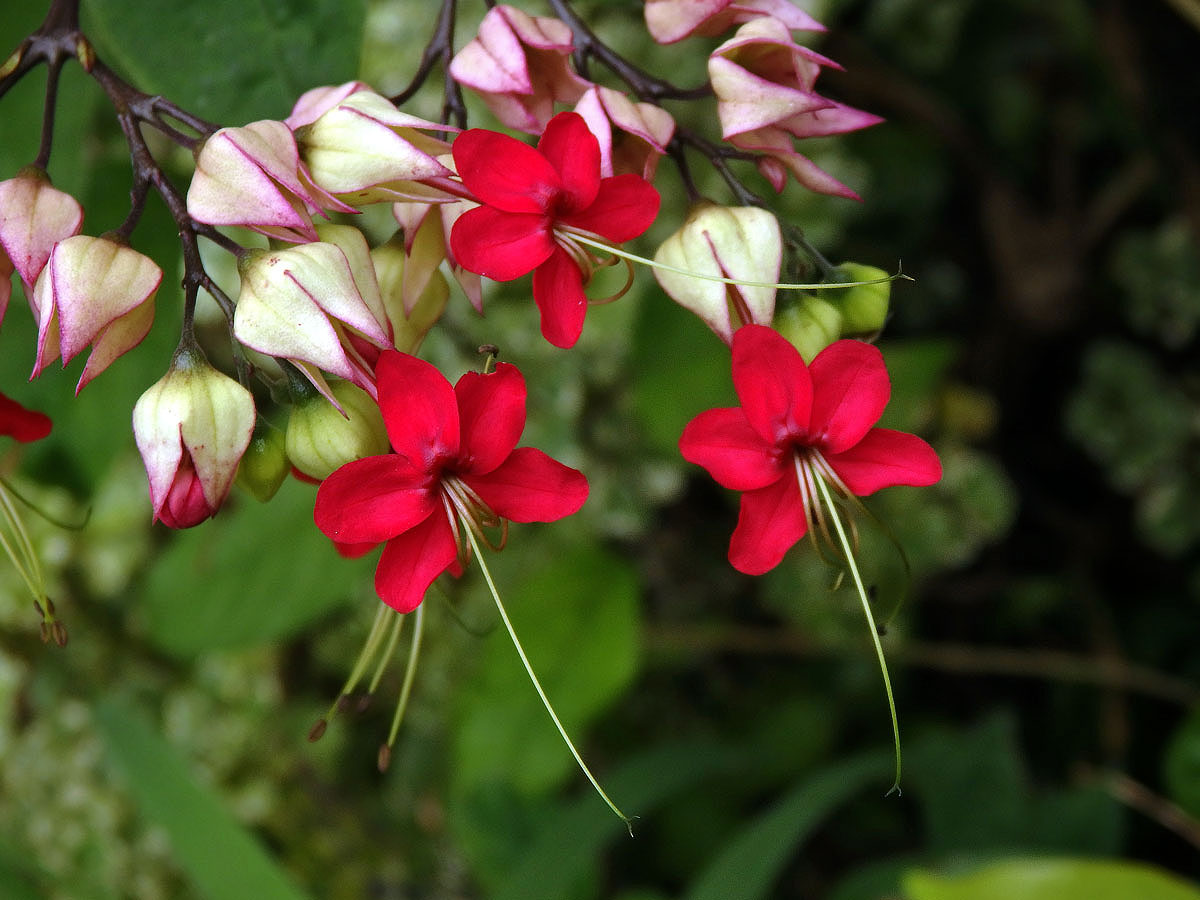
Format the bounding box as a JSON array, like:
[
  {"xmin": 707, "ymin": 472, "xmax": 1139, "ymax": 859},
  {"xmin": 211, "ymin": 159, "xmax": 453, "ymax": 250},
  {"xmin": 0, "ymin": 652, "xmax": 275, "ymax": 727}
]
[{"xmin": 0, "ymin": 0, "xmax": 943, "ymax": 805}]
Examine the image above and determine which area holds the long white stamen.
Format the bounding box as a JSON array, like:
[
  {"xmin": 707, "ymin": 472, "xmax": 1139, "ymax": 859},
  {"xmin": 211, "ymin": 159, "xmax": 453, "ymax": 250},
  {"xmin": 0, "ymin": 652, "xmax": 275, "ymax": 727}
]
[
  {"xmin": 559, "ymin": 228, "xmax": 904, "ymax": 292},
  {"xmin": 814, "ymin": 473, "xmax": 902, "ymax": 794},
  {"xmin": 461, "ymin": 518, "xmax": 634, "ymax": 832}
]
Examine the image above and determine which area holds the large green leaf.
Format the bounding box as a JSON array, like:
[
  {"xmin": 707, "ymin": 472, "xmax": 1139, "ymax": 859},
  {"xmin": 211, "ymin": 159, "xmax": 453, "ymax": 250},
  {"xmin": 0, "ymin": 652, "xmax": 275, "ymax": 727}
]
[
  {"xmin": 82, "ymin": 0, "xmax": 367, "ymax": 123},
  {"xmin": 493, "ymin": 739, "xmax": 747, "ymax": 900},
  {"xmin": 452, "ymin": 543, "xmax": 641, "ymax": 796},
  {"xmin": 95, "ymin": 699, "xmax": 313, "ymax": 900},
  {"xmin": 685, "ymin": 751, "xmax": 891, "ymax": 900},
  {"xmin": 140, "ymin": 478, "xmax": 370, "ymax": 656},
  {"xmin": 904, "ymin": 858, "xmax": 1200, "ymax": 900},
  {"xmin": 0, "ymin": 844, "xmax": 42, "ymax": 900}
]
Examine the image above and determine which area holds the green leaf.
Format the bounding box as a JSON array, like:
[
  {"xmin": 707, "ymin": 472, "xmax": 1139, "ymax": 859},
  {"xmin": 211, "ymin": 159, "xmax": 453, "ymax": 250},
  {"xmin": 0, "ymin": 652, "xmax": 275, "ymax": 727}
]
[
  {"xmin": 452, "ymin": 543, "xmax": 641, "ymax": 796},
  {"xmin": 82, "ymin": 0, "xmax": 367, "ymax": 123},
  {"xmin": 905, "ymin": 714, "xmax": 1029, "ymax": 854},
  {"xmin": 903, "ymin": 858, "xmax": 1200, "ymax": 900},
  {"xmin": 1165, "ymin": 706, "xmax": 1200, "ymax": 820},
  {"xmin": 629, "ymin": 293, "xmax": 736, "ymax": 458},
  {"xmin": 684, "ymin": 751, "xmax": 891, "ymax": 900},
  {"xmin": 0, "ymin": 844, "xmax": 43, "ymax": 900},
  {"xmin": 493, "ymin": 739, "xmax": 746, "ymax": 900},
  {"xmin": 95, "ymin": 698, "xmax": 313, "ymax": 900},
  {"xmin": 140, "ymin": 478, "xmax": 370, "ymax": 656}
]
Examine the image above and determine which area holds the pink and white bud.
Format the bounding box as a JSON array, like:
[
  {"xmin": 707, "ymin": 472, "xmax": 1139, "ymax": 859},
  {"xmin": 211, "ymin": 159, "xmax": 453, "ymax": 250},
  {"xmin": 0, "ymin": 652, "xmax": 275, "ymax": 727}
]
[
  {"xmin": 132, "ymin": 348, "xmax": 255, "ymax": 528},
  {"xmin": 653, "ymin": 203, "xmax": 781, "ymax": 344},
  {"xmin": 296, "ymin": 89, "xmax": 454, "ymax": 205},
  {"xmin": 0, "ymin": 167, "xmax": 84, "ymax": 306},
  {"xmin": 29, "ymin": 234, "xmax": 161, "ymax": 392},
  {"xmin": 285, "ymin": 80, "xmax": 376, "ymax": 129},
  {"xmin": 187, "ymin": 121, "xmax": 350, "ymax": 243},
  {"xmin": 449, "ymin": 5, "xmax": 590, "ymax": 134},
  {"xmin": 573, "ymin": 86, "xmax": 675, "ymax": 180},
  {"xmin": 645, "ymin": 0, "xmax": 824, "ymax": 44},
  {"xmin": 233, "ymin": 243, "xmax": 391, "ymax": 399},
  {"xmin": 709, "ymin": 19, "xmax": 883, "ymax": 199}
]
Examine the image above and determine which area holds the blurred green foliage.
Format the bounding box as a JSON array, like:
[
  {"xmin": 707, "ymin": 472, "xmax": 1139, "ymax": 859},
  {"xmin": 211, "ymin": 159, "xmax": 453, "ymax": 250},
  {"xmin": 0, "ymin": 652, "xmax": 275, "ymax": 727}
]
[{"xmin": 1, "ymin": 0, "xmax": 1199, "ymax": 897}]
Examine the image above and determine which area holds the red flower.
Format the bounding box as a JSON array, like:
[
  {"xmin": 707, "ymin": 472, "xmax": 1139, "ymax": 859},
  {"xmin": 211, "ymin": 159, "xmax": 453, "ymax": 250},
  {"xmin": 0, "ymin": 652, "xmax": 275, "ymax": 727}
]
[
  {"xmin": 313, "ymin": 350, "xmax": 589, "ymax": 612},
  {"xmin": 679, "ymin": 325, "xmax": 941, "ymax": 575},
  {"xmin": 0, "ymin": 391, "xmax": 52, "ymax": 443},
  {"xmin": 449, "ymin": 111, "xmax": 660, "ymax": 348}
]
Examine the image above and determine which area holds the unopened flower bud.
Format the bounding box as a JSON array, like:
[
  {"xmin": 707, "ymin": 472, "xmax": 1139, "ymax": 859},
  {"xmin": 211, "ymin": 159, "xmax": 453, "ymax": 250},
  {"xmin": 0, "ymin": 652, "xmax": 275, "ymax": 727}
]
[
  {"xmin": 286, "ymin": 379, "xmax": 388, "ymax": 481},
  {"xmin": 30, "ymin": 233, "xmax": 161, "ymax": 392},
  {"xmin": 773, "ymin": 294, "xmax": 842, "ymax": 363},
  {"xmin": 819, "ymin": 263, "xmax": 890, "ymax": 337},
  {"xmin": 236, "ymin": 425, "xmax": 289, "ymax": 502},
  {"xmin": 133, "ymin": 348, "xmax": 255, "ymax": 528},
  {"xmin": 371, "ymin": 236, "xmax": 448, "ymax": 355},
  {"xmin": 0, "ymin": 166, "xmax": 84, "ymax": 298},
  {"xmin": 653, "ymin": 203, "xmax": 781, "ymax": 344},
  {"xmin": 234, "ymin": 243, "xmax": 390, "ymax": 393},
  {"xmin": 297, "ymin": 89, "xmax": 452, "ymax": 205}
]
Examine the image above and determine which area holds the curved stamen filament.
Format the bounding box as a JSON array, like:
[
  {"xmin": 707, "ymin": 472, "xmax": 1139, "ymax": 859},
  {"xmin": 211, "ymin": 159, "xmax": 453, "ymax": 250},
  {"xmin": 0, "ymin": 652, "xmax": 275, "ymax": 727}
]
[
  {"xmin": 813, "ymin": 473, "xmax": 902, "ymax": 795},
  {"xmin": 441, "ymin": 476, "xmax": 508, "ymax": 556},
  {"xmin": 562, "ymin": 228, "xmax": 907, "ymax": 293},
  {"xmin": 379, "ymin": 602, "xmax": 425, "ymax": 772},
  {"xmin": 461, "ymin": 518, "xmax": 634, "ymax": 832}
]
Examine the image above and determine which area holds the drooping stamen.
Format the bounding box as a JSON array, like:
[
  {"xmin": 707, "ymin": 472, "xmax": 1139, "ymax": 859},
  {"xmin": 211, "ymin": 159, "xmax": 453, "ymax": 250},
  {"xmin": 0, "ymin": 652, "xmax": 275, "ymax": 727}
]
[
  {"xmin": 813, "ymin": 473, "xmax": 902, "ymax": 795},
  {"xmin": 0, "ymin": 479, "xmax": 66, "ymax": 645},
  {"xmin": 378, "ymin": 603, "xmax": 425, "ymax": 773},
  {"xmin": 461, "ymin": 518, "xmax": 634, "ymax": 833},
  {"xmin": 310, "ymin": 602, "xmax": 394, "ymax": 740}
]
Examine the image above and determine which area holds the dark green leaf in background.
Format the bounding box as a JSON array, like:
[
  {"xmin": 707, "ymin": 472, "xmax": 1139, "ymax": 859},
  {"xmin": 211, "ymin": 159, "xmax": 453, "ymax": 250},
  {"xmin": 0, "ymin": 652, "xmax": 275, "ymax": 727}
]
[
  {"xmin": 96, "ymin": 699, "xmax": 313, "ymax": 900},
  {"xmin": 140, "ymin": 478, "xmax": 370, "ymax": 656},
  {"xmin": 82, "ymin": 0, "xmax": 367, "ymax": 123}
]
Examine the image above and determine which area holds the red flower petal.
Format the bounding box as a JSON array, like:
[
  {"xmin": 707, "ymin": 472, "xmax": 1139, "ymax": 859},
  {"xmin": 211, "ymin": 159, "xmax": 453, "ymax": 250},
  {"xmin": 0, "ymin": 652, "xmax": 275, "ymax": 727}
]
[
  {"xmin": 679, "ymin": 407, "xmax": 784, "ymax": 491},
  {"xmin": 731, "ymin": 324, "xmax": 812, "ymax": 447},
  {"xmin": 559, "ymin": 174, "xmax": 660, "ymax": 243},
  {"xmin": 465, "ymin": 446, "xmax": 588, "ymax": 522},
  {"xmin": 454, "ymin": 362, "xmax": 526, "ymax": 476},
  {"xmin": 532, "ymin": 247, "xmax": 588, "ymax": 348},
  {"xmin": 450, "ymin": 205, "xmax": 555, "ymax": 281},
  {"xmin": 314, "ymin": 454, "xmax": 438, "ymax": 544},
  {"xmin": 374, "ymin": 512, "xmax": 459, "ymax": 613},
  {"xmin": 537, "ymin": 112, "xmax": 600, "ymax": 213},
  {"xmin": 825, "ymin": 428, "xmax": 942, "ymax": 496},
  {"xmin": 376, "ymin": 350, "xmax": 460, "ymax": 467},
  {"xmin": 0, "ymin": 392, "xmax": 52, "ymax": 442},
  {"xmin": 807, "ymin": 340, "xmax": 890, "ymax": 454},
  {"xmin": 727, "ymin": 472, "xmax": 808, "ymax": 575},
  {"xmin": 452, "ymin": 127, "xmax": 561, "ymax": 213}
]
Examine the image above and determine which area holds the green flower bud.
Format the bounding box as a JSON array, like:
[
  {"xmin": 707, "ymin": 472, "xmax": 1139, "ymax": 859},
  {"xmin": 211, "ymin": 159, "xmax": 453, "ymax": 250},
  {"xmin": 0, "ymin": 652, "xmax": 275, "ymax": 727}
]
[
  {"xmin": 820, "ymin": 263, "xmax": 890, "ymax": 337},
  {"xmin": 236, "ymin": 425, "xmax": 289, "ymax": 502},
  {"xmin": 286, "ymin": 379, "xmax": 388, "ymax": 481},
  {"xmin": 773, "ymin": 294, "xmax": 842, "ymax": 363}
]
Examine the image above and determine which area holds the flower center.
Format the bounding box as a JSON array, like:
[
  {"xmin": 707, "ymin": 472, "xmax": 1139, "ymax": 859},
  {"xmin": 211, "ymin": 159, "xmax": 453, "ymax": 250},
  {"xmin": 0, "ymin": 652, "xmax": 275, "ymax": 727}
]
[
  {"xmin": 438, "ymin": 473, "xmax": 507, "ymax": 569},
  {"xmin": 792, "ymin": 447, "xmax": 853, "ymax": 553},
  {"xmin": 552, "ymin": 223, "xmax": 636, "ymax": 305}
]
